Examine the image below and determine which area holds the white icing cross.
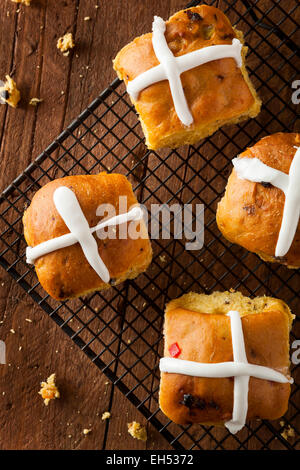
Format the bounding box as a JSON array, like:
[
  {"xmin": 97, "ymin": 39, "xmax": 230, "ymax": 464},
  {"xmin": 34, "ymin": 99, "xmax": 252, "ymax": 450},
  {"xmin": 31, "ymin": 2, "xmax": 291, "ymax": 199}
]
[
  {"xmin": 26, "ymin": 186, "xmax": 143, "ymax": 284},
  {"xmin": 127, "ymin": 16, "xmax": 243, "ymax": 127},
  {"xmin": 159, "ymin": 310, "xmax": 292, "ymax": 434},
  {"xmin": 233, "ymin": 146, "xmax": 300, "ymax": 258}
]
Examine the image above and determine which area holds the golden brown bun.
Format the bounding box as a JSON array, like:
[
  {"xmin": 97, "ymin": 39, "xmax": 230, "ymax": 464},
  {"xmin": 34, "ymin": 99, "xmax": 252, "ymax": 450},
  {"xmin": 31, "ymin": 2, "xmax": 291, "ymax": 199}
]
[
  {"xmin": 159, "ymin": 291, "xmax": 293, "ymax": 427},
  {"xmin": 217, "ymin": 132, "xmax": 300, "ymax": 269},
  {"xmin": 113, "ymin": 5, "xmax": 261, "ymax": 150},
  {"xmin": 23, "ymin": 173, "xmax": 152, "ymax": 300}
]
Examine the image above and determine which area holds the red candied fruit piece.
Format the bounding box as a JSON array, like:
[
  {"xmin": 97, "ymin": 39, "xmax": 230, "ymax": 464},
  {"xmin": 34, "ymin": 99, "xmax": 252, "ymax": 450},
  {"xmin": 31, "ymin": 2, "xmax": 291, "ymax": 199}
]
[{"xmin": 168, "ymin": 342, "xmax": 181, "ymax": 358}]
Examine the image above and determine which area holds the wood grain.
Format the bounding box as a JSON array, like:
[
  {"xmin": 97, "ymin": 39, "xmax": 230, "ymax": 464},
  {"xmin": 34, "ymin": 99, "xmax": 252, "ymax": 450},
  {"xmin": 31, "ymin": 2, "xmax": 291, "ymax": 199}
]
[{"xmin": 0, "ymin": 0, "xmax": 298, "ymax": 450}]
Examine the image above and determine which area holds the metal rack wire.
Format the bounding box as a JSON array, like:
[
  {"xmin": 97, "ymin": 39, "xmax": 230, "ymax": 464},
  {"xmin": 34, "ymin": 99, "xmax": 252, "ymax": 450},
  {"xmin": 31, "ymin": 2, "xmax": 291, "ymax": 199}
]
[{"xmin": 0, "ymin": 0, "xmax": 299, "ymax": 450}]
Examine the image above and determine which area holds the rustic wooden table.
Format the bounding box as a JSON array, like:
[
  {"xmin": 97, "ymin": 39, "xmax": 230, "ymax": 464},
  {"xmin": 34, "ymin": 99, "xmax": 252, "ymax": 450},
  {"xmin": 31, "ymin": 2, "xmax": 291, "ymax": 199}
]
[{"xmin": 0, "ymin": 0, "xmax": 298, "ymax": 451}]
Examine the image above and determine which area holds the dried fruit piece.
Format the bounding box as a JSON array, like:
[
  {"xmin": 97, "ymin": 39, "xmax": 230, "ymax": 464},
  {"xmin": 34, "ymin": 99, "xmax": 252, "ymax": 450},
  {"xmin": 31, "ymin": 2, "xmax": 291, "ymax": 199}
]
[{"xmin": 168, "ymin": 342, "xmax": 181, "ymax": 358}]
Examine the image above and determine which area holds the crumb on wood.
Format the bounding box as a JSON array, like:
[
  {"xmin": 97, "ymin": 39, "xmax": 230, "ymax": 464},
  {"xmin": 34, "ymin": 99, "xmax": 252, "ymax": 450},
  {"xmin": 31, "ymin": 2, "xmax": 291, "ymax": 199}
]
[
  {"xmin": 159, "ymin": 255, "xmax": 166, "ymax": 263},
  {"xmin": 29, "ymin": 97, "xmax": 43, "ymax": 106},
  {"xmin": 11, "ymin": 0, "xmax": 31, "ymax": 6},
  {"xmin": 83, "ymin": 428, "xmax": 92, "ymax": 436},
  {"xmin": 127, "ymin": 421, "xmax": 147, "ymax": 442},
  {"xmin": 281, "ymin": 424, "xmax": 295, "ymax": 440},
  {"xmin": 57, "ymin": 33, "xmax": 75, "ymax": 54},
  {"xmin": 102, "ymin": 411, "xmax": 111, "ymax": 421},
  {"xmin": 0, "ymin": 75, "xmax": 21, "ymax": 108},
  {"xmin": 38, "ymin": 373, "xmax": 60, "ymax": 406}
]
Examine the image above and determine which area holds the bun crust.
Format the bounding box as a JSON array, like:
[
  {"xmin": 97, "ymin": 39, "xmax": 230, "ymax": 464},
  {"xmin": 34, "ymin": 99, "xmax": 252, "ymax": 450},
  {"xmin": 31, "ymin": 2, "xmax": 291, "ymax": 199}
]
[
  {"xmin": 159, "ymin": 291, "xmax": 293, "ymax": 426},
  {"xmin": 113, "ymin": 5, "xmax": 261, "ymax": 150},
  {"xmin": 23, "ymin": 173, "xmax": 152, "ymax": 300},
  {"xmin": 216, "ymin": 132, "xmax": 300, "ymax": 269}
]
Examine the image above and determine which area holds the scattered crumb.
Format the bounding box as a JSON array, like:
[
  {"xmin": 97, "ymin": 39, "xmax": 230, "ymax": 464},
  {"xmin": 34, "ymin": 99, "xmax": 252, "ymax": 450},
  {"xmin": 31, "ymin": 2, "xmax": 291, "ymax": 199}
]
[
  {"xmin": 83, "ymin": 428, "xmax": 92, "ymax": 435},
  {"xmin": 281, "ymin": 424, "xmax": 295, "ymax": 440},
  {"xmin": 11, "ymin": 0, "xmax": 31, "ymax": 5},
  {"xmin": 159, "ymin": 255, "xmax": 166, "ymax": 263},
  {"xmin": 10, "ymin": 329, "xmax": 15, "ymax": 334},
  {"xmin": 29, "ymin": 97, "xmax": 43, "ymax": 106},
  {"xmin": 84, "ymin": 17, "xmax": 91, "ymax": 21},
  {"xmin": 38, "ymin": 373, "xmax": 60, "ymax": 406},
  {"xmin": 127, "ymin": 421, "xmax": 147, "ymax": 442},
  {"xmin": 102, "ymin": 411, "xmax": 111, "ymax": 421},
  {"xmin": 25, "ymin": 318, "xmax": 32, "ymax": 323},
  {"xmin": 57, "ymin": 33, "xmax": 75, "ymax": 54},
  {"xmin": 0, "ymin": 75, "xmax": 21, "ymax": 108}
]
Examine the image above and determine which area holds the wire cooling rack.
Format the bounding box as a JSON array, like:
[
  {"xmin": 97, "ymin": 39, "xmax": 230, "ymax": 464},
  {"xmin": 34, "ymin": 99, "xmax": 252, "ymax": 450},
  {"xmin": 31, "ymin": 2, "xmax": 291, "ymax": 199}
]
[{"xmin": 0, "ymin": 0, "xmax": 299, "ymax": 450}]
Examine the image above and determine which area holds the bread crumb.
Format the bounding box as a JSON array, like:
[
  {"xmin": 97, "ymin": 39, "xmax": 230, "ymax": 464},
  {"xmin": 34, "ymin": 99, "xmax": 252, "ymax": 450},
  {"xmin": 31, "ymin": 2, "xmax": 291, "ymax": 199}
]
[
  {"xmin": 57, "ymin": 33, "xmax": 75, "ymax": 54},
  {"xmin": 84, "ymin": 17, "xmax": 91, "ymax": 21},
  {"xmin": 11, "ymin": 0, "xmax": 31, "ymax": 5},
  {"xmin": 38, "ymin": 373, "xmax": 60, "ymax": 406},
  {"xmin": 10, "ymin": 329, "xmax": 15, "ymax": 334},
  {"xmin": 159, "ymin": 255, "xmax": 166, "ymax": 263},
  {"xmin": 0, "ymin": 75, "xmax": 21, "ymax": 108},
  {"xmin": 29, "ymin": 98, "xmax": 43, "ymax": 106},
  {"xmin": 102, "ymin": 411, "xmax": 111, "ymax": 420},
  {"xmin": 83, "ymin": 428, "xmax": 92, "ymax": 435},
  {"xmin": 127, "ymin": 421, "xmax": 147, "ymax": 441},
  {"xmin": 281, "ymin": 424, "xmax": 295, "ymax": 440}
]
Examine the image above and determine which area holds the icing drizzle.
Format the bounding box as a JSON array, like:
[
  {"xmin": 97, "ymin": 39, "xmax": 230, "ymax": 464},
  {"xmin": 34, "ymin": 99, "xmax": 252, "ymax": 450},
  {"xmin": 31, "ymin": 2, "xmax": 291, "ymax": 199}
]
[
  {"xmin": 127, "ymin": 15, "xmax": 243, "ymax": 127},
  {"xmin": 233, "ymin": 146, "xmax": 300, "ymax": 257},
  {"xmin": 159, "ymin": 310, "xmax": 292, "ymax": 434},
  {"xmin": 26, "ymin": 186, "xmax": 143, "ymax": 284}
]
